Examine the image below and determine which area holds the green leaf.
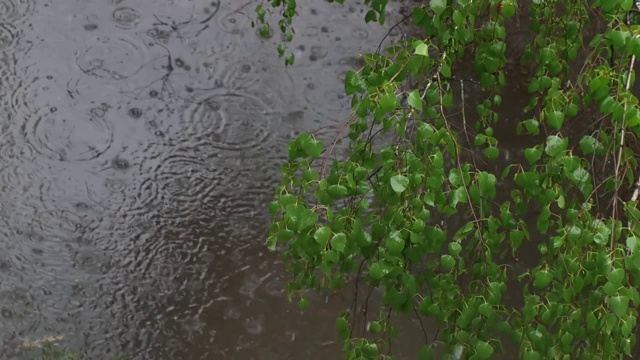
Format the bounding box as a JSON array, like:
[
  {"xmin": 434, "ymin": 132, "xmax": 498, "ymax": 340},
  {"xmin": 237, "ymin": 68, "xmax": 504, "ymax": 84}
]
[
  {"xmin": 314, "ymin": 226, "xmax": 331, "ymax": 245},
  {"xmin": 390, "ymin": 175, "xmax": 410, "ymax": 193},
  {"xmin": 547, "ymin": 110, "xmax": 564, "ymax": 130},
  {"xmin": 449, "ymin": 242, "xmax": 462, "ymax": 257},
  {"xmin": 545, "ymin": 135, "xmax": 566, "ymax": 157},
  {"xmin": 484, "ymin": 146, "xmax": 499, "ymax": 159},
  {"xmin": 429, "ymin": 0, "xmax": 446, "ymax": 16},
  {"xmin": 536, "ymin": 205, "xmax": 551, "ymax": 233},
  {"xmin": 303, "ymin": 140, "xmax": 323, "ymax": 159},
  {"xmin": 615, "ymin": 275, "xmax": 631, "ymax": 295},
  {"xmin": 386, "ymin": 231, "xmax": 405, "ymax": 255},
  {"xmin": 475, "ymin": 340, "xmax": 494, "ymax": 360},
  {"xmin": 600, "ymin": 95, "xmax": 616, "ymax": 114},
  {"xmin": 408, "ymin": 89, "xmax": 423, "ymax": 110},
  {"xmin": 369, "ymin": 262, "xmax": 385, "ymax": 280},
  {"xmin": 336, "ymin": 317, "xmax": 350, "ymax": 340},
  {"xmin": 525, "ymin": 147, "xmax": 541, "ymax": 164},
  {"xmin": 327, "ymin": 184, "xmax": 349, "ymax": 199},
  {"xmin": 510, "ymin": 230, "xmax": 525, "ymax": 249},
  {"xmin": 440, "ymin": 254, "xmax": 455, "ymax": 271},
  {"xmin": 523, "ymin": 351, "xmax": 542, "ymax": 360},
  {"xmin": 330, "ymin": 232, "xmax": 347, "ymax": 253},
  {"xmin": 379, "ymin": 92, "xmax": 399, "ymax": 113},
  {"xmin": 534, "ymin": 269, "xmax": 553, "ymax": 289},
  {"xmin": 299, "ymin": 208, "xmax": 319, "ymax": 230},
  {"xmin": 579, "ymin": 135, "xmax": 598, "ymax": 155},
  {"xmin": 610, "ymin": 295, "xmax": 630, "ymax": 317},
  {"xmin": 478, "ymin": 172, "xmax": 497, "ymax": 199},
  {"xmin": 298, "ymin": 298, "xmax": 308, "ymax": 310},
  {"xmin": 479, "ymin": 303, "xmax": 492, "ymax": 317},
  {"xmin": 501, "ymin": 0, "xmax": 516, "ymax": 18},
  {"xmin": 369, "ymin": 321, "xmax": 382, "ymax": 333},
  {"xmin": 345, "ymin": 70, "xmax": 363, "ymax": 95},
  {"xmin": 419, "ymin": 346, "xmax": 435, "ymax": 360},
  {"xmin": 415, "ymin": 42, "xmax": 429, "ymax": 56},
  {"xmin": 364, "ymin": 9, "xmax": 377, "ymax": 23}
]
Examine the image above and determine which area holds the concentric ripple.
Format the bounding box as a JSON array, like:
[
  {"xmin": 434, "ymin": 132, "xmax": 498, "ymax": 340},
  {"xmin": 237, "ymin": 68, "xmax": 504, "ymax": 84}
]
[
  {"xmin": 215, "ymin": 186, "xmax": 271, "ymax": 219},
  {"xmin": 217, "ymin": 10, "xmax": 252, "ymax": 35},
  {"xmin": 75, "ymin": 35, "xmax": 150, "ymax": 80},
  {"xmin": 21, "ymin": 103, "xmax": 114, "ymax": 162},
  {"xmin": 112, "ymin": 7, "xmax": 141, "ymax": 29},
  {"xmin": 0, "ymin": 0, "xmax": 35, "ymax": 24},
  {"xmin": 156, "ymin": 152, "xmax": 221, "ymax": 203},
  {"xmin": 0, "ymin": 22, "xmax": 19, "ymax": 51},
  {"xmin": 181, "ymin": 92, "xmax": 278, "ymax": 152}
]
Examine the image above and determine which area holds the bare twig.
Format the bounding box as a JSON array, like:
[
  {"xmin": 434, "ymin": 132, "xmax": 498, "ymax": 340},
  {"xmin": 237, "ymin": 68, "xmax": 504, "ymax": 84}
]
[{"xmin": 612, "ymin": 53, "xmax": 636, "ymax": 247}]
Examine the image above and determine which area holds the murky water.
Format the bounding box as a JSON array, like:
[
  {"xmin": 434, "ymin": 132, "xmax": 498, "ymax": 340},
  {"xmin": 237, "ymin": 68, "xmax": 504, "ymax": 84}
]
[{"xmin": 0, "ymin": 0, "xmax": 411, "ymax": 358}]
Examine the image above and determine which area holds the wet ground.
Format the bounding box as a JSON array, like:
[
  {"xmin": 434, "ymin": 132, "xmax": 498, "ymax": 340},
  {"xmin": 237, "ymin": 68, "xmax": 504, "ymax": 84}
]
[{"xmin": 0, "ymin": 0, "xmax": 411, "ymax": 358}]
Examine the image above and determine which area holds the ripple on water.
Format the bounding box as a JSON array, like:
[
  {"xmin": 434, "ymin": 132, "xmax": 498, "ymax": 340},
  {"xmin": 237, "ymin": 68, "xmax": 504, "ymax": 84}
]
[
  {"xmin": 75, "ymin": 35, "xmax": 150, "ymax": 80},
  {"xmin": 0, "ymin": 162, "xmax": 36, "ymax": 198},
  {"xmin": 20, "ymin": 102, "xmax": 114, "ymax": 162},
  {"xmin": 0, "ymin": 0, "xmax": 35, "ymax": 24},
  {"xmin": 215, "ymin": 186, "xmax": 271, "ymax": 219},
  {"xmin": 0, "ymin": 22, "xmax": 19, "ymax": 51},
  {"xmin": 155, "ymin": 148, "xmax": 231, "ymax": 206},
  {"xmin": 302, "ymin": 72, "xmax": 351, "ymax": 118},
  {"xmin": 112, "ymin": 7, "xmax": 141, "ymax": 29},
  {"xmin": 220, "ymin": 59, "xmax": 295, "ymax": 109},
  {"xmin": 216, "ymin": 9, "xmax": 252, "ymax": 35},
  {"xmin": 181, "ymin": 92, "xmax": 278, "ymax": 152}
]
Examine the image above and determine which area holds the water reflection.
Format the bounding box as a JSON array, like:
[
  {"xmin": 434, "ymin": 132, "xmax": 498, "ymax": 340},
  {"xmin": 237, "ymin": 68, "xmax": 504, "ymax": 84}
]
[{"xmin": 0, "ymin": 0, "xmax": 398, "ymax": 358}]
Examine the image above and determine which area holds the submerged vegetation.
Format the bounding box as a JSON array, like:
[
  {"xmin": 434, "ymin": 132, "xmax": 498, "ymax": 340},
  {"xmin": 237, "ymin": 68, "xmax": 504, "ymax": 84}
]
[{"xmin": 260, "ymin": 0, "xmax": 640, "ymax": 358}]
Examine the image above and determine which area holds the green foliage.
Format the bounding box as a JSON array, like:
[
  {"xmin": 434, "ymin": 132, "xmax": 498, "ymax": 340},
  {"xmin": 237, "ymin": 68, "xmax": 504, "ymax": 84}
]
[{"xmin": 260, "ymin": 0, "xmax": 640, "ymax": 358}]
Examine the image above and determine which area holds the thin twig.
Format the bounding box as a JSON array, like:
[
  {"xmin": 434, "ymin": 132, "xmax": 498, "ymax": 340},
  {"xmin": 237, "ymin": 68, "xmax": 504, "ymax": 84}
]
[{"xmin": 612, "ymin": 54, "xmax": 636, "ymax": 248}]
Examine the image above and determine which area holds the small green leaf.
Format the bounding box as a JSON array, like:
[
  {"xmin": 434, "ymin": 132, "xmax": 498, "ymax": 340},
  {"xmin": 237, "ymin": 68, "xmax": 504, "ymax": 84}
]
[
  {"xmin": 314, "ymin": 226, "xmax": 331, "ymax": 245},
  {"xmin": 510, "ymin": 230, "xmax": 525, "ymax": 249},
  {"xmin": 547, "ymin": 110, "xmax": 564, "ymax": 130},
  {"xmin": 379, "ymin": 92, "xmax": 399, "ymax": 113},
  {"xmin": 429, "ymin": 0, "xmax": 446, "ymax": 16},
  {"xmin": 336, "ymin": 317, "xmax": 350, "ymax": 340},
  {"xmin": 390, "ymin": 174, "xmax": 410, "ymax": 193},
  {"xmin": 501, "ymin": 0, "xmax": 516, "ymax": 17},
  {"xmin": 330, "ymin": 232, "xmax": 347, "ymax": 253},
  {"xmin": 484, "ymin": 146, "xmax": 499, "ymax": 159},
  {"xmin": 525, "ymin": 147, "xmax": 541, "ymax": 164},
  {"xmin": 545, "ymin": 135, "xmax": 566, "ymax": 157},
  {"xmin": 475, "ymin": 340, "xmax": 494, "ymax": 360},
  {"xmin": 608, "ymin": 268, "xmax": 625, "ymax": 285},
  {"xmin": 415, "ymin": 42, "xmax": 429, "ymax": 56},
  {"xmin": 523, "ymin": 351, "xmax": 542, "ymax": 360},
  {"xmin": 408, "ymin": 89, "xmax": 423, "ymax": 110},
  {"xmin": 534, "ymin": 269, "xmax": 553, "ymax": 289},
  {"xmin": 579, "ymin": 135, "xmax": 598, "ymax": 155},
  {"xmin": 369, "ymin": 262, "xmax": 385, "ymax": 280},
  {"xmin": 600, "ymin": 95, "xmax": 616, "ymax": 114},
  {"xmin": 345, "ymin": 70, "xmax": 363, "ymax": 95},
  {"xmin": 440, "ymin": 254, "xmax": 455, "ymax": 271},
  {"xmin": 327, "ymin": 184, "xmax": 349, "ymax": 199},
  {"xmin": 299, "ymin": 208, "xmax": 318, "ymax": 230},
  {"xmin": 297, "ymin": 298, "xmax": 308, "ymax": 310},
  {"xmin": 364, "ymin": 9, "xmax": 377, "ymax": 23},
  {"xmin": 386, "ymin": 231, "xmax": 405, "ymax": 255},
  {"xmin": 449, "ymin": 242, "xmax": 462, "ymax": 257},
  {"xmin": 369, "ymin": 321, "xmax": 382, "ymax": 333},
  {"xmin": 419, "ymin": 346, "xmax": 435, "ymax": 360},
  {"xmin": 610, "ymin": 295, "xmax": 630, "ymax": 317}
]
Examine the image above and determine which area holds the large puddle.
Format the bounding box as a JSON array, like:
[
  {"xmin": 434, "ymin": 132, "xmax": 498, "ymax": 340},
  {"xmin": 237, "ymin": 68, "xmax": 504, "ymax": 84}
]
[{"xmin": 0, "ymin": 0, "xmax": 415, "ymax": 358}]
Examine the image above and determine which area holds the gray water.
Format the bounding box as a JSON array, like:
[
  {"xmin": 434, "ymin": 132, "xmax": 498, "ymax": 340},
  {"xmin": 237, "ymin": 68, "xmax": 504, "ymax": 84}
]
[{"xmin": 0, "ymin": 0, "xmax": 410, "ymax": 358}]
